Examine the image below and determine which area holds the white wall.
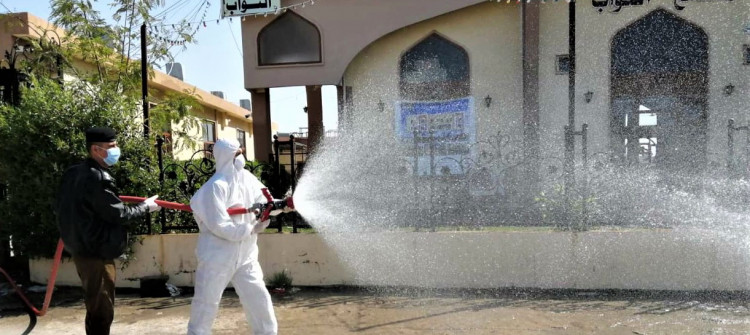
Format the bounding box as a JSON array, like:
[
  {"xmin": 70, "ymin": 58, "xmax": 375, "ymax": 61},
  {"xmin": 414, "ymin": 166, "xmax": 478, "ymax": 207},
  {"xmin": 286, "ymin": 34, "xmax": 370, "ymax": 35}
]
[{"xmin": 30, "ymin": 230, "xmax": 750, "ymax": 290}]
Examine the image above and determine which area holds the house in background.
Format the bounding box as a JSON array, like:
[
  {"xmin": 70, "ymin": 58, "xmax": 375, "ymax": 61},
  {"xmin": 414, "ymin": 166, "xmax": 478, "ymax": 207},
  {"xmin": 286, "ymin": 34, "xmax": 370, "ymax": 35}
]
[
  {"xmin": 0, "ymin": 12, "xmax": 279, "ymax": 162},
  {"xmin": 150, "ymin": 67, "xmax": 279, "ymax": 161}
]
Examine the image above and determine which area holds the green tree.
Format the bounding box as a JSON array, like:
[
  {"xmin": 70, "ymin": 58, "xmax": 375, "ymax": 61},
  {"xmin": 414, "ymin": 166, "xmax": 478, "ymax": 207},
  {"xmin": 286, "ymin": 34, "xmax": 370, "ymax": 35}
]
[
  {"xmin": 0, "ymin": 0, "xmax": 201, "ymax": 258},
  {"xmin": 47, "ymin": 0, "xmax": 201, "ymax": 134}
]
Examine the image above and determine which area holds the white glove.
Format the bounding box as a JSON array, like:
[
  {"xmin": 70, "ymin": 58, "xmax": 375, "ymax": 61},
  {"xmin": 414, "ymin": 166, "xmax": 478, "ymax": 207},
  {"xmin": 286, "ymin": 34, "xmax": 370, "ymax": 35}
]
[
  {"xmin": 143, "ymin": 195, "xmax": 161, "ymax": 213},
  {"xmin": 253, "ymin": 219, "xmax": 271, "ymax": 233}
]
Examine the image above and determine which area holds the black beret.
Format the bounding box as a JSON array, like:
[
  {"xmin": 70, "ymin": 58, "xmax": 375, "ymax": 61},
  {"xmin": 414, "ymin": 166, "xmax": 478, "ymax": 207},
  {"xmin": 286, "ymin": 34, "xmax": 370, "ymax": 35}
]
[{"xmin": 85, "ymin": 127, "xmax": 117, "ymax": 143}]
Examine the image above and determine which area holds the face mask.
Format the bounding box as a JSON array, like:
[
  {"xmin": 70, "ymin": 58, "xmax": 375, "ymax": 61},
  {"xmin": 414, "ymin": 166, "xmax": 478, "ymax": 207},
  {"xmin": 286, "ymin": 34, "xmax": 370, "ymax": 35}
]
[
  {"xmin": 98, "ymin": 146, "xmax": 121, "ymax": 166},
  {"xmin": 234, "ymin": 155, "xmax": 246, "ymax": 171}
]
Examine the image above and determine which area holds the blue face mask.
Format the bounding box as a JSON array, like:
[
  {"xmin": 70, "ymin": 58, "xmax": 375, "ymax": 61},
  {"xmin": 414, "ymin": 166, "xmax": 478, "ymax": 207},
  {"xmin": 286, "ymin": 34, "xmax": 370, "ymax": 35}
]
[{"xmin": 98, "ymin": 146, "xmax": 121, "ymax": 166}]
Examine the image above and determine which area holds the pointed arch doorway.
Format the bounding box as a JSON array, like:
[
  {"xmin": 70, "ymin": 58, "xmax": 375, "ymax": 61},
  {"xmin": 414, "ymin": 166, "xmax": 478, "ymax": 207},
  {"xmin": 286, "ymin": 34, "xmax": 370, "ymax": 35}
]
[{"xmin": 610, "ymin": 9, "xmax": 709, "ymax": 174}]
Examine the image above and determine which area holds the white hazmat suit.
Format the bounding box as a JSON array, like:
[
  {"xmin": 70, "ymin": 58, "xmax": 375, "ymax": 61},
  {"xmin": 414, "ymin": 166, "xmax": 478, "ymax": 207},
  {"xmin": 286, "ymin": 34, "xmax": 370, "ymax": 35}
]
[{"xmin": 187, "ymin": 139, "xmax": 277, "ymax": 335}]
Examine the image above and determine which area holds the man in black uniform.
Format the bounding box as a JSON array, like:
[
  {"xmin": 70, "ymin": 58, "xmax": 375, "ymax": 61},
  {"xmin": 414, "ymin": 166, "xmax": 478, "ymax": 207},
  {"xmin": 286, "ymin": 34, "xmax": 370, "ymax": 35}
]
[{"xmin": 56, "ymin": 127, "xmax": 160, "ymax": 335}]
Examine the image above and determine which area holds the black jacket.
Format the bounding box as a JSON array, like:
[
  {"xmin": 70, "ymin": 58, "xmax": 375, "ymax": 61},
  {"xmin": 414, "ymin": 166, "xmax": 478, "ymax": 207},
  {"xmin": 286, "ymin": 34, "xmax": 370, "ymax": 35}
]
[{"xmin": 56, "ymin": 158, "xmax": 148, "ymax": 259}]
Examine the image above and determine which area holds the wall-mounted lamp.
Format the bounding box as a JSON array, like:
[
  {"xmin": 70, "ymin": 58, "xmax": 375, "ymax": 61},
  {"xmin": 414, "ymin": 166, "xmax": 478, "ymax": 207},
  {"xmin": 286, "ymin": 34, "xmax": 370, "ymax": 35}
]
[
  {"xmin": 724, "ymin": 83, "xmax": 735, "ymax": 96},
  {"xmin": 484, "ymin": 95, "xmax": 492, "ymax": 108},
  {"xmin": 303, "ymin": 106, "xmax": 308, "ymax": 113},
  {"xmin": 377, "ymin": 99, "xmax": 385, "ymax": 112},
  {"xmin": 584, "ymin": 91, "xmax": 594, "ymax": 103},
  {"xmin": 244, "ymin": 114, "xmax": 251, "ymax": 119},
  {"xmin": 13, "ymin": 44, "xmax": 32, "ymax": 54}
]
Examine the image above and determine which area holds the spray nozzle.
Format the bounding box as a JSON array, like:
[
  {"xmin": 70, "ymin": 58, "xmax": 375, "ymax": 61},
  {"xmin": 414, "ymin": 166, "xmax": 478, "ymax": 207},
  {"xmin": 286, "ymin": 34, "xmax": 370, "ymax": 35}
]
[
  {"xmin": 250, "ymin": 188, "xmax": 295, "ymax": 220},
  {"xmin": 266, "ymin": 197, "xmax": 294, "ymax": 212}
]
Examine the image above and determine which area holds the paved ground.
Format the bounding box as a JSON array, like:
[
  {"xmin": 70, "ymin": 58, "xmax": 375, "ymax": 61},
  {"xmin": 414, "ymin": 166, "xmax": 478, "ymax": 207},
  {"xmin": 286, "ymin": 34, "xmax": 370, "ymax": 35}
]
[{"xmin": 1, "ymin": 287, "xmax": 749, "ymax": 334}]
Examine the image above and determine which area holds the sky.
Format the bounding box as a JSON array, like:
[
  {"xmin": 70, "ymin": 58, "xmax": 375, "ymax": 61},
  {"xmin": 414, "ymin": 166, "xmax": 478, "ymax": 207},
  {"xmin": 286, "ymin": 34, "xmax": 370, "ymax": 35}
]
[{"xmin": 1, "ymin": 0, "xmax": 338, "ymax": 133}]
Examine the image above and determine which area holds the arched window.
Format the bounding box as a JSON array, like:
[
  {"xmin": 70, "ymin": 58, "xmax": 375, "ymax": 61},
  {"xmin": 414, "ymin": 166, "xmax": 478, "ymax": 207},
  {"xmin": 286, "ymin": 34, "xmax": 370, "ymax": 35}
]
[
  {"xmin": 399, "ymin": 33, "xmax": 469, "ymax": 101},
  {"xmin": 257, "ymin": 11, "xmax": 321, "ymax": 66}
]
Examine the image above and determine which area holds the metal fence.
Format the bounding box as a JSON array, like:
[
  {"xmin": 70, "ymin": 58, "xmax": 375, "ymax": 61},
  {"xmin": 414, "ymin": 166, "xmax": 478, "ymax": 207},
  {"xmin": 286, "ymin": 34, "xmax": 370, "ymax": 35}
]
[
  {"xmin": 146, "ymin": 118, "xmax": 750, "ymax": 234},
  {"xmin": 151, "ymin": 137, "xmax": 305, "ymax": 234},
  {"xmin": 402, "ymin": 120, "xmax": 750, "ymax": 231}
]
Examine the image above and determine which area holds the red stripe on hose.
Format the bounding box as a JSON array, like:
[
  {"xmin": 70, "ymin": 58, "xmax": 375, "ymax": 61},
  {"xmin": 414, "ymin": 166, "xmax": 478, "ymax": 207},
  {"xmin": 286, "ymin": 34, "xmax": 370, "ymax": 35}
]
[{"xmin": 119, "ymin": 196, "xmax": 251, "ymax": 215}]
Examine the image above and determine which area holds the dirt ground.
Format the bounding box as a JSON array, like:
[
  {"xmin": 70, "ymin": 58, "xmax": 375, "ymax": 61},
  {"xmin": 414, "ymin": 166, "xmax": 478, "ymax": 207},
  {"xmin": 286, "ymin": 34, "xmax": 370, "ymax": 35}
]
[{"xmin": 1, "ymin": 287, "xmax": 749, "ymax": 335}]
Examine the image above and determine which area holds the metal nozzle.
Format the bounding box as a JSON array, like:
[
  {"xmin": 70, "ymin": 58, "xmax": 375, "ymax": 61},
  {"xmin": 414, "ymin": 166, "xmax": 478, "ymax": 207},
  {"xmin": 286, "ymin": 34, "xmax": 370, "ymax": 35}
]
[
  {"xmin": 251, "ymin": 190, "xmax": 295, "ymax": 219},
  {"xmin": 267, "ymin": 196, "xmax": 294, "ymax": 212}
]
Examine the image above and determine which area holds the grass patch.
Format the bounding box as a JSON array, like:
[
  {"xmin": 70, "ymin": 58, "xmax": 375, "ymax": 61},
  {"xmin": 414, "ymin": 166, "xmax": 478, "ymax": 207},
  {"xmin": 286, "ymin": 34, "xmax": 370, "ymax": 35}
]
[{"xmin": 267, "ymin": 270, "xmax": 293, "ymax": 290}]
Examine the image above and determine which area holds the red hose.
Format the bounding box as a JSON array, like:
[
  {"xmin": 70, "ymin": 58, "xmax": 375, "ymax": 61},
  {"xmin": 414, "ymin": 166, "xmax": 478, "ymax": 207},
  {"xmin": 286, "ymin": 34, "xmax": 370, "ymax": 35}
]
[
  {"xmin": 0, "ymin": 238, "xmax": 64, "ymax": 316},
  {"xmin": 119, "ymin": 196, "xmax": 253, "ymax": 215}
]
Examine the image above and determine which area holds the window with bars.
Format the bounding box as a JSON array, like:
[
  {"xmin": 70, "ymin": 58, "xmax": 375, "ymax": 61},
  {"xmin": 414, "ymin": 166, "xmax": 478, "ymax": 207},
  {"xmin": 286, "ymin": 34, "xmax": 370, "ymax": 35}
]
[
  {"xmin": 236, "ymin": 129, "xmax": 246, "ymax": 156},
  {"xmin": 201, "ymin": 120, "xmax": 216, "ymax": 146}
]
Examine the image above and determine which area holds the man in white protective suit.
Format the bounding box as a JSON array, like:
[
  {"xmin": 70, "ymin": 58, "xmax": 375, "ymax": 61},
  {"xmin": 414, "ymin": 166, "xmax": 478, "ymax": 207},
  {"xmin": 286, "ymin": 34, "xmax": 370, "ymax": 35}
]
[{"xmin": 187, "ymin": 138, "xmax": 277, "ymax": 335}]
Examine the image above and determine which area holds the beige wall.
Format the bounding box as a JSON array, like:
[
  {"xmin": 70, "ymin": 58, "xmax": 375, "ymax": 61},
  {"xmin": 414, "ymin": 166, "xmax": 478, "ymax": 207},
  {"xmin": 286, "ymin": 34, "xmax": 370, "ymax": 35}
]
[
  {"xmin": 343, "ymin": 2, "xmax": 523, "ymax": 143},
  {"xmin": 241, "ymin": 0, "xmax": 486, "ymax": 89},
  {"xmin": 30, "ymin": 230, "xmax": 750, "ymax": 290}
]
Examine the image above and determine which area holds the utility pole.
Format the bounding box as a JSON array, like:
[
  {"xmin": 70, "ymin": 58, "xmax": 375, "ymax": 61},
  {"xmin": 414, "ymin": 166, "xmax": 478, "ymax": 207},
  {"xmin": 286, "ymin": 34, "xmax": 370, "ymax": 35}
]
[
  {"xmin": 568, "ymin": 0, "xmax": 576, "ymax": 129},
  {"xmin": 564, "ymin": 0, "xmax": 577, "ymax": 228},
  {"xmin": 141, "ymin": 23, "xmax": 149, "ymax": 139},
  {"xmin": 140, "ymin": 23, "xmax": 152, "ymax": 232}
]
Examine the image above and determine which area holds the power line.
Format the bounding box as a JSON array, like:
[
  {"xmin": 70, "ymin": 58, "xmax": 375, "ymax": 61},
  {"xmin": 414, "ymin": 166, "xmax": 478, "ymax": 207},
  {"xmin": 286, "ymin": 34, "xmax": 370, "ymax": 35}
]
[
  {"xmin": 185, "ymin": 0, "xmax": 208, "ymax": 23},
  {"xmin": 226, "ymin": 19, "xmax": 242, "ymax": 58},
  {"xmin": 153, "ymin": 0, "xmax": 190, "ymax": 19},
  {"xmin": 149, "ymin": 0, "xmax": 209, "ymax": 46}
]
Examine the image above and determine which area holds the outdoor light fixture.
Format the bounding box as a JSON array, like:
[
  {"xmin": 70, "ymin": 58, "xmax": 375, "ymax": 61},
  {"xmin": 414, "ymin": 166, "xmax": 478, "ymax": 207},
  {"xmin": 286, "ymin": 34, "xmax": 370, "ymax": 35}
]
[
  {"xmin": 377, "ymin": 99, "xmax": 385, "ymax": 112},
  {"xmin": 13, "ymin": 44, "xmax": 32, "ymax": 54},
  {"xmin": 484, "ymin": 95, "xmax": 492, "ymax": 108},
  {"xmin": 724, "ymin": 84, "xmax": 735, "ymax": 96},
  {"xmin": 303, "ymin": 106, "xmax": 308, "ymax": 113},
  {"xmin": 584, "ymin": 91, "xmax": 594, "ymax": 103},
  {"xmin": 244, "ymin": 114, "xmax": 251, "ymax": 119}
]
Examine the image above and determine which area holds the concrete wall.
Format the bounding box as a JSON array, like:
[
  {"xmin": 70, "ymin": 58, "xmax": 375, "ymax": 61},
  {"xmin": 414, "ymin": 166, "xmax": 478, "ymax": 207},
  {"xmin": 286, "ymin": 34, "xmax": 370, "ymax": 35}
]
[
  {"xmin": 30, "ymin": 234, "xmax": 352, "ymax": 289},
  {"xmin": 30, "ymin": 230, "xmax": 750, "ymax": 291}
]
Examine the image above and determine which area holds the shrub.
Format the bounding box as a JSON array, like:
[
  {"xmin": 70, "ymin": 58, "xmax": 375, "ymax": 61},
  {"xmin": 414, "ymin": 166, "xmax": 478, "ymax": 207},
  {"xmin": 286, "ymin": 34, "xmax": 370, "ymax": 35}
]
[{"xmin": 0, "ymin": 77, "xmax": 159, "ymax": 258}]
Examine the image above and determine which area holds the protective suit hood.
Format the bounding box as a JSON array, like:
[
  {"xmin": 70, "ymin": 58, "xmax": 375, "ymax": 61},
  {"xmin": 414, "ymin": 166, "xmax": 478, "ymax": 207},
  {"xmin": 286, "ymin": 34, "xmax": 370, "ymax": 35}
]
[
  {"xmin": 212, "ymin": 139, "xmax": 240, "ymax": 181},
  {"xmin": 189, "ymin": 138, "xmax": 253, "ymax": 242}
]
